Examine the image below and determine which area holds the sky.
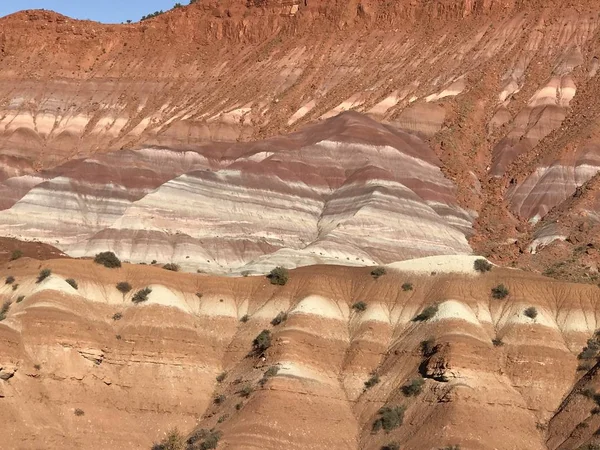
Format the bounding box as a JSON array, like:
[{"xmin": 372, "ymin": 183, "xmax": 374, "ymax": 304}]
[{"xmin": 0, "ymin": 0, "xmax": 188, "ymax": 24}]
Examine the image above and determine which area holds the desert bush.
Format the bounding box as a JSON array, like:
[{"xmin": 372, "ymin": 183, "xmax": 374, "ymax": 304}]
[
  {"xmin": 34, "ymin": 364, "xmax": 41, "ymax": 370},
  {"xmin": 582, "ymin": 388, "xmax": 597, "ymax": 398},
  {"xmin": 240, "ymin": 314, "xmax": 249, "ymax": 323},
  {"xmin": 235, "ymin": 402, "xmax": 243, "ymax": 410},
  {"xmin": 65, "ymin": 278, "xmax": 78, "ymax": 290},
  {"xmin": 241, "ymin": 270, "xmax": 250, "ymax": 277},
  {"xmin": 576, "ymin": 422, "xmax": 589, "ymax": 429},
  {"xmin": 217, "ymin": 414, "xmax": 228, "ymax": 424},
  {"xmin": 372, "ymin": 405, "xmax": 406, "ymax": 432},
  {"xmin": 239, "ymin": 385, "xmax": 253, "ymax": 398},
  {"xmin": 10, "ymin": 249, "xmax": 23, "ymax": 261},
  {"xmin": 440, "ymin": 446, "xmax": 461, "ymax": 450},
  {"xmin": 474, "ymin": 259, "xmax": 492, "ymax": 272},
  {"xmin": 213, "ymin": 394, "xmax": 226, "ymax": 405},
  {"xmin": 352, "ymin": 301, "xmax": 367, "ymax": 312},
  {"xmin": 132, "ymin": 287, "xmax": 152, "ymax": 304},
  {"xmin": 0, "ymin": 300, "xmax": 11, "ymax": 321},
  {"xmin": 151, "ymin": 260, "xmax": 157, "ymax": 265},
  {"xmin": 492, "ymin": 338, "xmax": 504, "ymax": 347},
  {"xmin": 116, "ymin": 281, "xmax": 132, "ymax": 294},
  {"xmin": 199, "ymin": 431, "xmax": 221, "ymax": 450},
  {"xmin": 491, "ymin": 284, "xmax": 509, "ymax": 299},
  {"xmin": 524, "ymin": 307, "xmax": 538, "ymax": 319},
  {"xmin": 364, "ymin": 374, "xmax": 380, "ymax": 389},
  {"xmin": 267, "ymin": 266, "xmax": 289, "ymax": 285},
  {"xmin": 401, "ymin": 378, "xmax": 425, "ymax": 397},
  {"xmin": 253, "ymin": 329, "xmax": 272, "ymax": 353},
  {"xmin": 152, "ymin": 427, "xmax": 185, "ymax": 450},
  {"xmin": 259, "ymin": 366, "xmax": 280, "ymax": 386},
  {"xmin": 412, "ymin": 304, "xmax": 439, "ymax": 322},
  {"xmin": 74, "ymin": 408, "xmax": 85, "ymax": 416},
  {"xmin": 216, "ymin": 372, "xmax": 227, "ymax": 383},
  {"xmin": 402, "ymin": 282, "xmax": 413, "ymax": 291},
  {"xmin": 12, "ymin": 283, "xmax": 18, "ymax": 291},
  {"xmin": 196, "ymin": 292, "xmax": 203, "ymax": 299},
  {"xmin": 94, "ymin": 251, "xmax": 121, "ymax": 268},
  {"xmin": 5, "ymin": 275, "xmax": 14, "ymax": 284},
  {"xmin": 162, "ymin": 263, "xmax": 180, "ymax": 272},
  {"xmin": 271, "ymin": 311, "xmax": 288, "ymax": 326},
  {"xmin": 381, "ymin": 443, "xmax": 400, "ymax": 450},
  {"xmin": 371, "ymin": 266, "xmax": 386, "ymax": 279},
  {"xmin": 421, "ymin": 339, "xmax": 436, "ymax": 357},
  {"xmin": 16, "ymin": 296, "xmax": 25, "ymax": 303},
  {"xmin": 37, "ymin": 268, "xmax": 51, "ymax": 283},
  {"xmin": 112, "ymin": 312, "xmax": 123, "ymax": 321}
]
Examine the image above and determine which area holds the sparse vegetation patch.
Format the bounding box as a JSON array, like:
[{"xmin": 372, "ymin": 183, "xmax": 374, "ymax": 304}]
[
  {"xmin": 372, "ymin": 405, "xmax": 406, "ymax": 432},
  {"xmin": 37, "ymin": 268, "xmax": 51, "ymax": 283},
  {"xmin": 94, "ymin": 251, "xmax": 121, "ymax": 268},
  {"xmin": 402, "ymin": 282, "xmax": 413, "ymax": 291},
  {"xmin": 65, "ymin": 278, "xmax": 78, "ymax": 290},
  {"xmin": 401, "ymin": 378, "xmax": 425, "ymax": 397},
  {"xmin": 271, "ymin": 311, "xmax": 288, "ymax": 326},
  {"xmin": 253, "ymin": 329, "xmax": 272, "ymax": 353},
  {"xmin": 132, "ymin": 287, "xmax": 152, "ymax": 304},
  {"xmin": 364, "ymin": 374, "xmax": 380, "ymax": 389},
  {"xmin": 162, "ymin": 263, "xmax": 180, "ymax": 272},
  {"xmin": 5, "ymin": 276, "xmax": 15, "ymax": 284},
  {"xmin": 116, "ymin": 281, "xmax": 132, "ymax": 294},
  {"xmin": 474, "ymin": 259, "xmax": 492, "ymax": 272},
  {"xmin": 267, "ymin": 266, "xmax": 289, "ymax": 285},
  {"xmin": 524, "ymin": 307, "xmax": 538, "ymax": 319},
  {"xmin": 491, "ymin": 284, "xmax": 509, "ymax": 299},
  {"xmin": 371, "ymin": 266, "xmax": 386, "ymax": 279},
  {"xmin": 10, "ymin": 249, "xmax": 23, "ymax": 261},
  {"xmin": 412, "ymin": 304, "xmax": 438, "ymax": 322},
  {"xmin": 0, "ymin": 300, "xmax": 11, "ymax": 321}
]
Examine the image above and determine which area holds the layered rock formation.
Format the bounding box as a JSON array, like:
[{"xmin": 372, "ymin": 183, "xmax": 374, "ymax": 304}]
[
  {"xmin": 1, "ymin": 256, "xmax": 600, "ymax": 449},
  {"xmin": 0, "ymin": 113, "xmax": 473, "ymax": 273}
]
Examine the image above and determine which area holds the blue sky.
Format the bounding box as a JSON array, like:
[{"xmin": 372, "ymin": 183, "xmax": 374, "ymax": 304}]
[{"xmin": 0, "ymin": 0, "xmax": 188, "ymax": 24}]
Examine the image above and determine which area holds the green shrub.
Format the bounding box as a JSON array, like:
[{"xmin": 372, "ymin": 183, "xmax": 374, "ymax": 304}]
[
  {"xmin": 239, "ymin": 385, "xmax": 253, "ymax": 398},
  {"xmin": 413, "ymin": 304, "xmax": 438, "ymax": 322},
  {"xmin": 185, "ymin": 429, "xmax": 222, "ymax": 450},
  {"xmin": 217, "ymin": 414, "xmax": 228, "ymax": 424},
  {"xmin": 440, "ymin": 446, "xmax": 461, "ymax": 450},
  {"xmin": 581, "ymin": 388, "xmax": 596, "ymax": 398},
  {"xmin": 10, "ymin": 249, "xmax": 23, "ymax": 261},
  {"xmin": 16, "ymin": 296, "xmax": 24, "ymax": 303},
  {"xmin": 474, "ymin": 259, "xmax": 492, "ymax": 272},
  {"xmin": 216, "ymin": 372, "xmax": 227, "ymax": 382},
  {"xmin": 235, "ymin": 402, "xmax": 243, "ymax": 410},
  {"xmin": 151, "ymin": 427, "xmax": 184, "ymax": 450},
  {"xmin": 402, "ymin": 282, "xmax": 413, "ymax": 291},
  {"xmin": 491, "ymin": 284, "xmax": 509, "ymax": 299},
  {"xmin": 65, "ymin": 278, "xmax": 78, "ymax": 290},
  {"xmin": 12, "ymin": 283, "xmax": 18, "ymax": 291},
  {"xmin": 271, "ymin": 311, "xmax": 288, "ymax": 326},
  {"xmin": 240, "ymin": 314, "xmax": 250, "ymax": 323},
  {"xmin": 213, "ymin": 394, "xmax": 226, "ymax": 405},
  {"xmin": 163, "ymin": 263, "xmax": 180, "ymax": 272},
  {"xmin": 492, "ymin": 338, "xmax": 504, "ymax": 347},
  {"xmin": 421, "ymin": 339, "xmax": 436, "ymax": 357},
  {"xmin": 371, "ymin": 266, "xmax": 386, "ymax": 279},
  {"xmin": 74, "ymin": 408, "xmax": 85, "ymax": 416},
  {"xmin": 524, "ymin": 307, "xmax": 538, "ymax": 319},
  {"xmin": 401, "ymin": 378, "xmax": 424, "ymax": 397},
  {"xmin": 132, "ymin": 287, "xmax": 152, "ymax": 304},
  {"xmin": 94, "ymin": 251, "xmax": 121, "ymax": 268},
  {"xmin": 5, "ymin": 276, "xmax": 15, "ymax": 284},
  {"xmin": 37, "ymin": 268, "xmax": 51, "ymax": 283},
  {"xmin": 259, "ymin": 366, "xmax": 280, "ymax": 386},
  {"xmin": 364, "ymin": 374, "xmax": 380, "ymax": 389},
  {"xmin": 372, "ymin": 405, "xmax": 406, "ymax": 432},
  {"xmin": 267, "ymin": 267, "xmax": 289, "ymax": 285},
  {"xmin": 0, "ymin": 300, "xmax": 11, "ymax": 321},
  {"xmin": 253, "ymin": 329, "xmax": 272, "ymax": 353},
  {"xmin": 151, "ymin": 260, "xmax": 157, "ymax": 265},
  {"xmin": 116, "ymin": 281, "xmax": 132, "ymax": 294},
  {"xmin": 381, "ymin": 443, "xmax": 400, "ymax": 450},
  {"xmin": 579, "ymin": 332, "xmax": 600, "ymax": 359},
  {"xmin": 112, "ymin": 312, "xmax": 123, "ymax": 321},
  {"xmin": 352, "ymin": 301, "xmax": 367, "ymax": 312}
]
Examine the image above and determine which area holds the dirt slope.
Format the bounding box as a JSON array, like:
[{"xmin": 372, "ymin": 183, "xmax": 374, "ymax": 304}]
[{"xmin": 1, "ymin": 256, "xmax": 600, "ymax": 449}]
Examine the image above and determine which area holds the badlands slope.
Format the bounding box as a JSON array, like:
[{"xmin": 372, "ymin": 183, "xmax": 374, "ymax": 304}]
[
  {"xmin": 1, "ymin": 1, "xmax": 600, "ymax": 277},
  {"xmin": 2, "ymin": 256, "xmax": 600, "ymax": 449},
  {"xmin": 0, "ymin": 112, "xmax": 473, "ymax": 273}
]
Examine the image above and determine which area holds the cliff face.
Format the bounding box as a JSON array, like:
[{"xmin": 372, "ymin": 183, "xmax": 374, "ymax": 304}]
[
  {"xmin": 1, "ymin": 256, "xmax": 599, "ymax": 450},
  {"xmin": 2, "ymin": 1, "xmax": 600, "ymax": 276}
]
